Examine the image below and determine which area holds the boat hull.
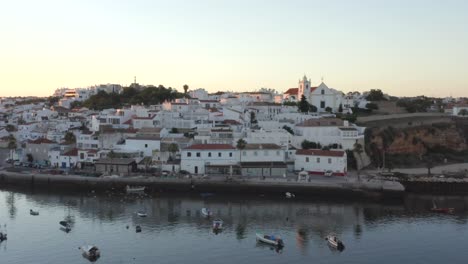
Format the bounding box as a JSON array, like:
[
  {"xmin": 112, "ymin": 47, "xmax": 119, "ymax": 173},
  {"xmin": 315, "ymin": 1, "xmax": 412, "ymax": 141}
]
[{"xmin": 256, "ymin": 233, "xmax": 283, "ymax": 247}]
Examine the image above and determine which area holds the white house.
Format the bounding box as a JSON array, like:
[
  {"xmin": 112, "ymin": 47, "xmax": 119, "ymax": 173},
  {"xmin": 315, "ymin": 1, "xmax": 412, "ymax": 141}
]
[
  {"xmin": 180, "ymin": 144, "xmax": 238, "ymax": 175},
  {"xmin": 119, "ymin": 136, "xmax": 161, "ymax": 157},
  {"xmin": 240, "ymin": 143, "xmax": 287, "ymax": 177},
  {"xmin": 294, "ymin": 149, "xmax": 347, "ymax": 176}
]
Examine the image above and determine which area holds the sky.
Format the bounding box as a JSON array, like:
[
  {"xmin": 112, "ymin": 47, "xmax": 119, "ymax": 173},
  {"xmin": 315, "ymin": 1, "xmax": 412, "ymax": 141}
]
[{"xmin": 1, "ymin": 0, "xmax": 467, "ymax": 97}]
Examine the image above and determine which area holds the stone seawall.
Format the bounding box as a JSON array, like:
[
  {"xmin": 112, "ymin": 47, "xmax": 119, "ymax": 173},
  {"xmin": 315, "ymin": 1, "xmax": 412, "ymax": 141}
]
[{"xmin": 0, "ymin": 172, "xmax": 403, "ymax": 200}]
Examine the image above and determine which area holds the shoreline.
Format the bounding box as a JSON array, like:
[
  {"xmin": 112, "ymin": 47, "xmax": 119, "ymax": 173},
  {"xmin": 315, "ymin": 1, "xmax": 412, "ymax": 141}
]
[{"xmin": 0, "ymin": 171, "xmax": 404, "ymax": 201}]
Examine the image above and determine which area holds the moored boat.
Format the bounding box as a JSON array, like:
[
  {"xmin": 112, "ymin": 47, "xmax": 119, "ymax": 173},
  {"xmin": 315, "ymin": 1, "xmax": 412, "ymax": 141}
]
[
  {"xmin": 126, "ymin": 185, "xmax": 145, "ymax": 193},
  {"xmin": 256, "ymin": 233, "xmax": 284, "ymax": 247},
  {"xmin": 136, "ymin": 225, "xmax": 142, "ymax": 233},
  {"xmin": 285, "ymin": 192, "xmax": 295, "ymax": 198},
  {"xmin": 212, "ymin": 219, "xmax": 223, "ymax": 230},
  {"xmin": 59, "ymin": 220, "xmax": 71, "ymax": 231},
  {"xmin": 431, "ymin": 201, "xmax": 454, "ymax": 214},
  {"xmin": 80, "ymin": 245, "xmax": 100, "ymax": 260},
  {"xmin": 326, "ymin": 234, "xmax": 344, "ymax": 250},
  {"xmin": 137, "ymin": 211, "xmax": 147, "ymax": 217},
  {"xmin": 201, "ymin": 208, "xmax": 212, "ymax": 218},
  {"xmin": 30, "ymin": 209, "xmax": 39, "ymax": 216}
]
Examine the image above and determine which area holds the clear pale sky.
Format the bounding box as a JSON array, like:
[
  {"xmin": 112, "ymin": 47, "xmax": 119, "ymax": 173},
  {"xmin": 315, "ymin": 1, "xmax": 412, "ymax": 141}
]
[{"xmin": 1, "ymin": 0, "xmax": 467, "ymax": 97}]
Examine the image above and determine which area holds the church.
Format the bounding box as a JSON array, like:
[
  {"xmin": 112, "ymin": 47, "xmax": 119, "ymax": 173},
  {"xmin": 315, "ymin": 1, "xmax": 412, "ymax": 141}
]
[{"xmin": 284, "ymin": 75, "xmax": 344, "ymax": 113}]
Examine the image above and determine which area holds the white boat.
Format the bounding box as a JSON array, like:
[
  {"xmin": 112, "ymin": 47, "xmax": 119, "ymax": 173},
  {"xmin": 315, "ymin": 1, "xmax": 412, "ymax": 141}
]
[
  {"xmin": 201, "ymin": 208, "xmax": 212, "ymax": 217},
  {"xmin": 256, "ymin": 233, "xmax": 284, "ymax": 247},
  {"xmin": 30, "ymin": 209, "xmax": 39, "ymax": 216},
  {"xmin": 326, "ymin": 234, "xmax": 344, "ymax": 250},
  {"xmin": 59, "ymin": 221, "xmax": 71, "ymax": 231},
  {"xmin": 80, "ymin": 245, "xmax": 100, "ymax": 260},
  {"xmin": 126, "ymin": 185, "xmax": 145, "ymax": 193},
  {"xmin": 137, "ymin": 211, "xmax": 147, "ymax": 217},
  {"xmin": 212, "ymin": 219, "xmax": 223, "ymax": 230},
  {"xmin": 285, "ymin": 192, "xmax": 295, "ymax": 198}
]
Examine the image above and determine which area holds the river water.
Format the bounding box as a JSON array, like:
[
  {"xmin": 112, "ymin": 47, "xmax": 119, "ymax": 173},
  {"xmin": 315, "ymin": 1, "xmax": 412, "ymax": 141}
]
[{"xmin": 1, "ymin": 188, "xmax": 468, "ymax": 264}]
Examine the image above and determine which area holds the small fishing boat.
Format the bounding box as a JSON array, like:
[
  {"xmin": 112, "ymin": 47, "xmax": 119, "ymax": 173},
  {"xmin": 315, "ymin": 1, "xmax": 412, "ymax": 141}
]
[
  {"xmin": 136, "ymin": 225, "xmax": 142, "ymax": 233},
  {"xmin": 30, "ymin": 209, "xmax": 39, "ymax": 216},
  {"xmin": 137, "ymin": 211, "xmax": 147, "ymax": 217},
  {"xmin": 0, "ymin": 232, "xmax": 7, "ymax": 241},
  {"xmin": 201, "ymin": 208, "xmax": 212, "ymax": 218},
  {"xmin": 256, "ymin": 233, "xmax": 284, "ymax": 247},
  {"xmin": 126, "ymin": 185, "xmax": 145, "ymax": 193},
  {"xmin": 431, "ymin": 201, "xmax": 454, "ymax": 214},
  {"xmin": 59, "ymin": 220, "xmax": 71, "ymax": 231},
  {"xmin": 212, "ymin": 219, "xmax": 223, "ymax": 230},
  {"xmin": 326, "ymin": 234, "xmax": 344, "ymax": 250},
  {"xmin": 285, "ymin": 192, "xmax": 295, "ymax": 198},
  {"xmin": 80, "ymin": 245, "xmax": 100, "ymax": 260}
]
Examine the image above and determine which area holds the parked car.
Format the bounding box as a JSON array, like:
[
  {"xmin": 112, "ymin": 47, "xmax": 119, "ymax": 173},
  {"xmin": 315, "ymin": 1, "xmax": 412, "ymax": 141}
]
[
  {"xmin": 13, "ymin": 161, "xmax": 22, "ymax": 166},
  {"xmin": 324, "ymin": 170, "xmax": 334, "ymax": 177},
  {"xmin": 161, "ymin": 170, "xmax": 170, "ymax": 176},
  {"xmin": 5, "ymin": 158, "xmax": 13, "ymax": 164}
]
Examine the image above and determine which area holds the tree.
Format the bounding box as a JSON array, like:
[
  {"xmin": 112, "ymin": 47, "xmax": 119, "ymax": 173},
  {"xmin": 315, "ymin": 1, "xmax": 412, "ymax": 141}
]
[
  {"xmin": 250, "ymin": 111, "xmax": 257, "ymax": 125},
  {"xmin": 459, "ymin": 109, "xmax": 468, "ymax": 116},
  {"xmin": 26, "ymin": 153, "xmax": 34, "ymax": 163},
  {"xmin": 366, "ymin": 89, "xmax": 386, "ymax": 101},
  {"xmin": 168, "ymin": 143, "xmax": 179, "ymax": 160},
  {"xmin": 107, "ymin": 150, "xmax": 117, "ymax": 159},
  {"xmin": 301, "ymin": 140, "xmax": 318, "ymax": 149},
  {"xmin": 282, "ymin": 125, "xmax": 294, "ymax": 135},
  {"xmin": 309, "ymin": 104, "xmax": 318, "ymax": 113},
  {"xmin": 7, "ymin": 135, "xmax": 17, "ymax": 160},
  {"xmin": 170, "ymin": 127, "xmax": 179, "ymax": 133},
  {"xmin": 423, "ymin": 154, "xmax": 434, "ymax": 175},
  {"xmin": 64, "ymin": 132, "xmax": 76, "ymax": 144},
  {"xmin": 183, "ymin": 84, "xmax": 189, "ymax": 95},
  {"xmin": 298, "ymin": 95, "xmax": 309, "ymax": 113},
  {"xmin": 236, "ymin": 139, "xmax": 247, "ymax": 176},
  {"xmin": 325, "ymin": 107, "xmax": 332, "ymax": 113},
  {"xmin": 338, "ymin": 104, "xmax": 343, "ymax": 113},
  {"xmin": 5, "ymin": 124, "xmax": 15, "ymax": 132}
]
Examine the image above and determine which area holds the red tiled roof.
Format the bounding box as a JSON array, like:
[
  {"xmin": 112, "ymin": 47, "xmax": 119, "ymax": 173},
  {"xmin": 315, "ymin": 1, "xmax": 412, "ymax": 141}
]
[
  {"xmin": 199, "ymin": 100, "xmax": 219, "ymax": 103},
  {"xmin": 63, "ymin": 148, "xmax": 78, "ymax": 156},
  {"xmin": 28, "ymin": 138, "xmax": 56, "ymax": 144},
  {"xmin": 133, "ymin": 115, "xmax": 155, "ymax": 120},
  {"xmin": 284, "ymin": 88, "xmax": 298, "ymax": 95},
  {"xmin": 310, "ymin": 87, "xmax": 318, "ymax": 93},
  {"xmin": 123, "ymin": 119, "xmax": 132, "ymax": 125},
  {"xmin": 223, "ymin": 119, "xmax": 241, "ymax": 125},
  {"xmin": 185, "ymin": 144, "xmax": 235, "ymax": 150},
  {"xmin": 296, "ymin": 149, "xmax": 345, "ymax": 157}
]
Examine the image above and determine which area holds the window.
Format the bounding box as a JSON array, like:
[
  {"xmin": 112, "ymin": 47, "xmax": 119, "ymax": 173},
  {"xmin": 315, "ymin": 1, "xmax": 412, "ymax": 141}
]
[
  {"xmin": 306, "ymin": 157, "xmax": 309, "ymax": 162},
  {"xmin": 229, "ymin": 152, "xmax": 233, "ymax": 157},
  {"xmin": 187, "ymin": 152, "xmax": 192, "ymax": 157},
  {"xmin": 145, "ymin": 144, "xmax": 148, "ymax": 148},
  {"xmin": 316, "ymin": 157, "xmax": 320, "ymax": 163},
  {"xmin": 208, "ymin": 152, "xmax": 211, "ymax": 157},
  {"xmin": 264, "ymin": 150, "xmax": 269, "ymax": 156},
  {"xmin": 254, "ymin": 151, "xmax": 258, "ymax": 156},
  {"xmin": 80, "ymin": 153, "xmax": 85, "ymax": 159},
  {"xmin": 320, "ymin": 101, "xmax": 325, "ymax": 108},
  {"xmin": 196, "ymin": 152, "xmax": 200, "ymax": 157},
  {"xmin": 321, "ymin": 89, "xmax": 325, "ymax": 95},
  {"xmin": 276, "ymin": 151, "xmax": 280, "ymax": 156},
  {"xmin": 328, "ymin": 158, "xmax": 332, "ymax": 164},
  {"xmin": 242, "ymin": 151, "xmax": 246, "ymax": 156},
  {"xmin": 218, "ymin": 152, "xmax": 222, "ymax": 157}
]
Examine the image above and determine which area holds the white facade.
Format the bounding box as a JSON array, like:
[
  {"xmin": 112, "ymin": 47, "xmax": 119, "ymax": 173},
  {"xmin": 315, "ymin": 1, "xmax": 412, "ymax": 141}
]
[
  {"xmin": 294, "ymin": 149, "xmax": 347, "ymax": 176},
  {"xmin": 119, "ymin": 137, "xmax": 161, "ymax": 157},
  {"xmin": 240, "ymin": 144, "xmax": 285, "ymax": 163},
  {"xmin": 180, "ymin": 144, "xmax": 238, "ymax": 174}
]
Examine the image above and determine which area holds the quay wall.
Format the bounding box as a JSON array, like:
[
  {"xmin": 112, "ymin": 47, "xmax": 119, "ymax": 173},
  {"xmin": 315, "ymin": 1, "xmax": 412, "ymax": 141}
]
[{"xmin": 0, "ymin": 172, "xmax": 403, "ymax": 200}]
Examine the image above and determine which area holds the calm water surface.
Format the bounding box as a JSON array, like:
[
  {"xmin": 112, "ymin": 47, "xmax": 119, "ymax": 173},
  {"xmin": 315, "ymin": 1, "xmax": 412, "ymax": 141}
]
[{"xmin": 1, "ymin": 188, "xmax": 468, "ymax": 264}]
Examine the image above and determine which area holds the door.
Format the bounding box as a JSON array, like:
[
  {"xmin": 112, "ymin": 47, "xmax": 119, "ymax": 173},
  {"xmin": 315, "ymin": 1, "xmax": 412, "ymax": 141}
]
[{"xmin": 194, "ymin": 166, "xmax": 198, "ymax": 174}]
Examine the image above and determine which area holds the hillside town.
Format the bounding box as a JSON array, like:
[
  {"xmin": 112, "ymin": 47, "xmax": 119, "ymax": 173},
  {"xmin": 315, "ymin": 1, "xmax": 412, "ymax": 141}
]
[{"xmin": 0, "ymin": 76, "xmax": 467, "ymax": 180}]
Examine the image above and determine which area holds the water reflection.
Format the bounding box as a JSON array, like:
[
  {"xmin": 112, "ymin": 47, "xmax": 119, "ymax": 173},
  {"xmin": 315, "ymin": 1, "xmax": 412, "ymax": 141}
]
[{"xmin": 2, "ymin": 188, "xmax": 468, "ymax": 264}]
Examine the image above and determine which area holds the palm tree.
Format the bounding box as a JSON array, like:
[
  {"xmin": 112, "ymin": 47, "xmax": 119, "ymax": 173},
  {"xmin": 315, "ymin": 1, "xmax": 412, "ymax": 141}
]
[
  {"xmin": 7, "ymin": 134, "xmax": 17, "ymax": 160},
  {"xmin": 236, "ymin": 139, "xmax": 247, "ymax": 176},
  {"xmin": 168, "ymin": 143, "xmax": 179, "ymax": 160},
  {"xmin": 183, "ymin": 84, "xmax": 189, "ymax": 95}
]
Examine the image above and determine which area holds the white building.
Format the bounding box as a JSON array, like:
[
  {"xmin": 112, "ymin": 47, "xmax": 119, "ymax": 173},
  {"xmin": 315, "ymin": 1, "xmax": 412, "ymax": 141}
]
[
  {"xmin": 453, "ymin": 104, "xmax": 468, "ymax": 116},
  {"xmin": 294, "ymin": 149, "xmax": 347, "ymax": 176},
  {"xmin": 180, "ymin": 144, "xmax": 238, "ymax": 175},
  {"xmin": 119, "ymin": 136, "xmax": 161, "ymax": 157}
]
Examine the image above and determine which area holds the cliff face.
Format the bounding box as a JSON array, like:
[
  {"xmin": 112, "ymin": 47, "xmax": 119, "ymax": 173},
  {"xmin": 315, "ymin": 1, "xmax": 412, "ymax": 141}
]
[{"xmin": 368, "ymin": 123, "xmax": 467, "ymax": 156}]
